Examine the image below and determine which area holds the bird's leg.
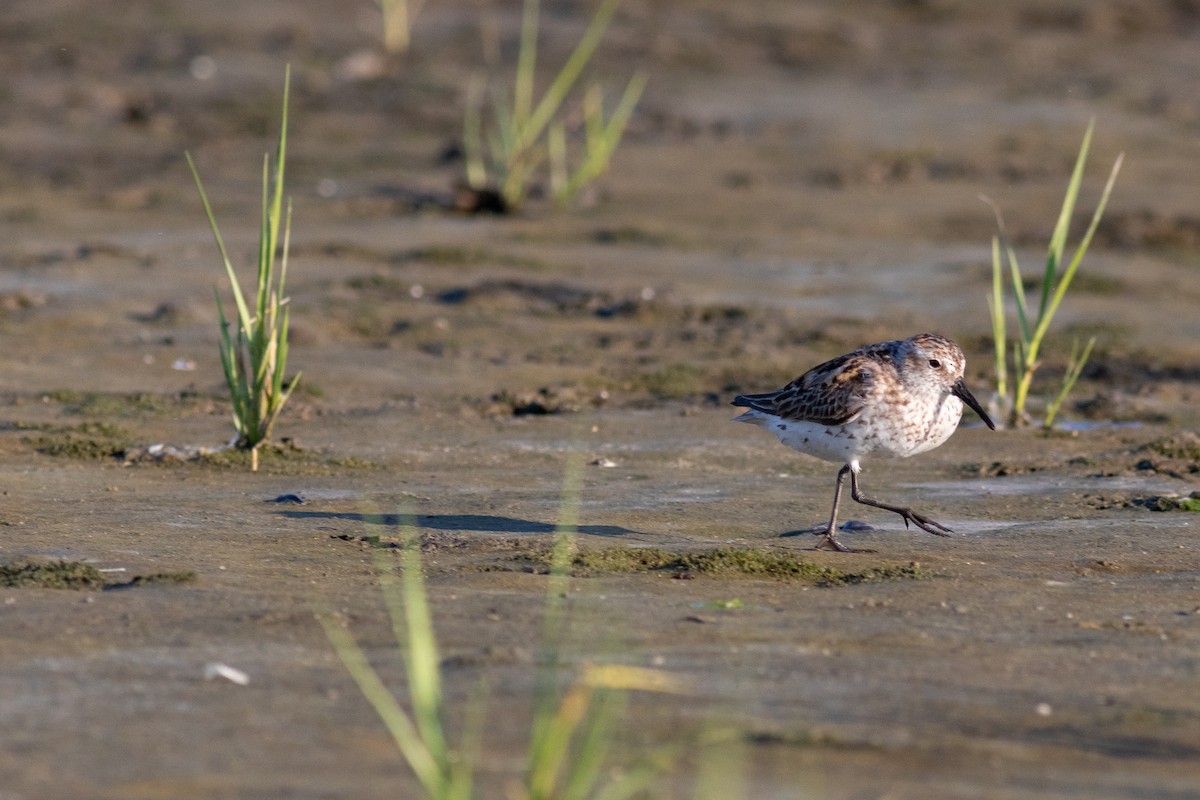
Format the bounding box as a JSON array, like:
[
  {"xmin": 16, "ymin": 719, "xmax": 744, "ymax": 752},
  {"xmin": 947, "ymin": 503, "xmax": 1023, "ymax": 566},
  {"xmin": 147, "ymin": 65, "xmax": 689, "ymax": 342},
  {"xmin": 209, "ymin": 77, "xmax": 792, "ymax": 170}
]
[
  {"xmin": 815, "ymin": 465, "xmax": 853, "ymax": 552},
  {"xmin": 848, "ymin": 470, "xmax": 953, "ymax": 537}
]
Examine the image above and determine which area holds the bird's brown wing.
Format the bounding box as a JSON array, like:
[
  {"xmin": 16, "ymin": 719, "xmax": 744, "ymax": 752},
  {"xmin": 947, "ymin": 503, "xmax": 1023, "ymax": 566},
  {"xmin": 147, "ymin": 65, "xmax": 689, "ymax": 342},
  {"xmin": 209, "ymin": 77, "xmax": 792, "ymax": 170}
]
[{"xmin": 733, "ymin": 352, "xmax": 880, "ymax": 426}]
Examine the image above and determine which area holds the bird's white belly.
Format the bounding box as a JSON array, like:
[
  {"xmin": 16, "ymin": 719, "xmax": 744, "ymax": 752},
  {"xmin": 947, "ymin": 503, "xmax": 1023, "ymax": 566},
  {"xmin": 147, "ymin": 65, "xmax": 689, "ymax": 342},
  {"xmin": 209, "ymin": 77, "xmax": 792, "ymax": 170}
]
[
  {"xmin": 735, "ymin": 393, "xmax": 964, "ymax": 464},
  {"xmin": 769, "ymin": 418, "xmax": 864, "ymax": 463}
]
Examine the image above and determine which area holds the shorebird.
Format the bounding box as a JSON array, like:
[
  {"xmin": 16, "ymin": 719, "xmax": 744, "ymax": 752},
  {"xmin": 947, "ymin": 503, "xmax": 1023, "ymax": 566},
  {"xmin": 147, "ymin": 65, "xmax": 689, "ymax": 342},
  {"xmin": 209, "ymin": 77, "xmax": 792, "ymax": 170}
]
[{"xmin": 732, "ymin": 333, "xmax": 995, "ymax": 551}]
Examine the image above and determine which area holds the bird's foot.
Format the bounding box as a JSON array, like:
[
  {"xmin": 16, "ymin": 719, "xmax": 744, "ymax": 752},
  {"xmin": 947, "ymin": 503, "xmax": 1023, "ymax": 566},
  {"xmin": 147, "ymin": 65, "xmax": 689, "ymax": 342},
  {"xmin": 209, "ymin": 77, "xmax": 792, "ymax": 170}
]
[
  {"xmin": 897, "ymin": 509, "xmax": 954, "ymax": 537},
  {"xmin": 815, "ymin": 531, "xmax": 853, "ymax": 552},
  {"xmin": 812, "ymin": 529, "xmax": 876, "ymax": 553}
]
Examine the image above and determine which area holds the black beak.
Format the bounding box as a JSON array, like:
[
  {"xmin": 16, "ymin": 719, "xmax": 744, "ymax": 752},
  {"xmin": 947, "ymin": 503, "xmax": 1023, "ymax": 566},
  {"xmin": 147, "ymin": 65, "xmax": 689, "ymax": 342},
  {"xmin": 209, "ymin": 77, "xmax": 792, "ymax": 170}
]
[{"xmin": 952, "ymin": 378, "xmax": 996, "ymax": 430}]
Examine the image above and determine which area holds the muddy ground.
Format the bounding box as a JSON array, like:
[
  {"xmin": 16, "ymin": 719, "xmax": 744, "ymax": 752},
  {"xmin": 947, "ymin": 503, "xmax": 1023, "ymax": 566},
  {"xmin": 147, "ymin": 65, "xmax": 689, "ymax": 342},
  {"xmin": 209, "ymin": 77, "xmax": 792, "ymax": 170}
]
[{"xmin": 2, "ymin": 1, "xmax": 1200, "ymax": 798}]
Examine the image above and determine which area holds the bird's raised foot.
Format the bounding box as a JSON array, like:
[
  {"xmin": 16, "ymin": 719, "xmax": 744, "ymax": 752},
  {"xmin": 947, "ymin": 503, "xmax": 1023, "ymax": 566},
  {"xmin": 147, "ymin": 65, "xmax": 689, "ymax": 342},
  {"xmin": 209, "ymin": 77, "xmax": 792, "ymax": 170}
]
[{"xmin": 896, "ymin": 509, "xmax": 954, "ymax": 537}]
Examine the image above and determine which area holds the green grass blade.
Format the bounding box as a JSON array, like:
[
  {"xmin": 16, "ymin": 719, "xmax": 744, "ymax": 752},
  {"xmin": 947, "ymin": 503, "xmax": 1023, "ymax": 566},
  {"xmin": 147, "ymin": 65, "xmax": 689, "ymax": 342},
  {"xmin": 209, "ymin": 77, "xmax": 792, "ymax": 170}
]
[
  {"xmin": 264, "ymin": 67, "xmax": 290, "ymax": 297},
  {"xmin": 557, "ymin": 71, "xmax": 645, "ymax": 204},
  {"xmin": 603, "ymin": 71, "xmax": 647, "ymax": 142},
  {"xmin": 1032, "ymin": 150, "xmax": 1123, "ymax": 347},
  {"xmin": 1043, "ymin": 336, "xmax": 1096, "ymax": 429},
  {"xmin": 278, "ymin": 198, "xmax": 292, "ymax": 302},
  {"xmin": 503, "ymin": 142, "xmax": 549, "ymax": 207},
  {"xmin": 316, "ymin": 612, "xmax": 445, "ymax": 797},
  {"xmin": 188, "ymin": 154, "xmax": 254, "ymax": 333},
  {"xmin": 527, "ymin": 447, "xmax": 585, "ymax": 790},
  {"xmin": 273, "ymin": 303, "xmax": 293, "ymax": 400},
  {"xmin": 514, "ymin": 0, "xmax": 539, "ymax": 127},
  {"xmin": 529, "ymin": 681, "xmax": 594, "ymax": 798},
  {"xmin": 988, "ymin": 236, "xmax": 1007, "ymax": 402},
  {"xmin": 583, "ymin": 83, "xmax": 605, "ymax": 151},
  {"xmin": 449, "ymin": 678, "xmax": 489, "ymax": 800},
  {"xmin": 185, "ymin": 153, "xmax": 235, "ymax": 280},
  {"xmin": 401, "ymin": 544, "xmax": 450, "ymax": 771},
  {"xmin": 490, "ymin": 83, "xmax": 516, "ymax": 160},
  {"xmin": 374, "ymin": 521, "xmax": 449, "ymax": 784},
  {"xmin": 518, "ymin": 0, "xmax": 622, "ymax": 156},
  {"xmin": 561, "ymin": 689, "xmax": 621, "ymax": 800},
  {"xmin": 214, "ymin": 290, "xmax": 252, "ymax": 437},
  {"xmin": 1039, "ymin": 118, "xmax": 1094, "ymax": 324},
  {"xmin": 463, "ymin": 75, "xmax": 488, "ymax": 188},
  {"xmin": 258, "ymin": 152, "xmax": 272, "ymax": 322},
  {"xmin": 1006, "ymin": 243, "xmax": 1030, "ymax": 347}
]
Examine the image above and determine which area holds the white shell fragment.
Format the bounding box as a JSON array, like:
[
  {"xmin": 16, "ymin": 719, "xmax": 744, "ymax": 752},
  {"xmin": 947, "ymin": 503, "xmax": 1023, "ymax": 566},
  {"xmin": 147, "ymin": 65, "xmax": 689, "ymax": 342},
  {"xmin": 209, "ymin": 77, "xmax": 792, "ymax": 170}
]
[{"xmin": 204, "ymin": 662, "xmax": 250, "ymax": 686}]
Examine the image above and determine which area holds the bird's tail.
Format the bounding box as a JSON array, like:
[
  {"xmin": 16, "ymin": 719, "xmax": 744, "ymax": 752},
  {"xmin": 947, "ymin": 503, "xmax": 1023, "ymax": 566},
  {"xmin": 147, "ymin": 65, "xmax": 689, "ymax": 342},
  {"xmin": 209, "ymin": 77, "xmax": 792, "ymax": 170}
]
[{"xmin": 730, "ymin": 406, "xmax": 767, "ymax": 426}]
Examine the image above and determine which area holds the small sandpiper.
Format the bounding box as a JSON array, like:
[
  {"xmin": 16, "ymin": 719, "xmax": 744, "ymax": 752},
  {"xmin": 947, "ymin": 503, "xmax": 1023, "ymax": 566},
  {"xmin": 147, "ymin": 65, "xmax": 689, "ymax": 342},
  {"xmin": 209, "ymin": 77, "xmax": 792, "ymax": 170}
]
[{"xmin": 732, "ymin": 333, "xmax": 995, "ymax": 552}]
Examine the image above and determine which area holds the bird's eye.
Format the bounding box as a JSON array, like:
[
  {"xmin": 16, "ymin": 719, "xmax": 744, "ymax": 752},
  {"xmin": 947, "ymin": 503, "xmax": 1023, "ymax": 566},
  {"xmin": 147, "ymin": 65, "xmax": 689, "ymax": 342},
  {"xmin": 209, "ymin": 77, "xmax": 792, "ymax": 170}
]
[{"xmin": 928, "ymin": 359, "xmax": 941, "ymax": 369}]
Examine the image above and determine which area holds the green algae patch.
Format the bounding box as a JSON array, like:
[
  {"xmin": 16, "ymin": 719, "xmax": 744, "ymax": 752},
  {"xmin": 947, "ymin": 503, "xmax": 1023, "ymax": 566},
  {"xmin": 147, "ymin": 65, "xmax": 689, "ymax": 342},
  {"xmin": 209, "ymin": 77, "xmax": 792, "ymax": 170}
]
[
  {"xmin": 1138, "ymin": 493, "xmax": 1200, "ymax": 512},
  {"xmin": 518, "ymin": 546, "xmax": 930, "ymax": 585},
  {"xmin": 0, "ymin": 560, "xmax": 106, "ymax": 590},
  {"xmin": 42, "ymin": 389, "xmax": 209, "ymax": 418},
  {"xmin": 125, "ymin": 571, "xmax": 198, "ymax": 586},
  {"xmin": 630, "ymin": 364, "xmax": 705, "ymax": 400},
  {"xmin": 1, "ymin": 560, "xmax": 199, "ymax": 591},
  {"xmin": 1143, "ymin": 431, "xmax": 1200, "ymax": 462},
  {"xmin": 22, "ymin": 422, "xmax": 135, "ymax": 461}
]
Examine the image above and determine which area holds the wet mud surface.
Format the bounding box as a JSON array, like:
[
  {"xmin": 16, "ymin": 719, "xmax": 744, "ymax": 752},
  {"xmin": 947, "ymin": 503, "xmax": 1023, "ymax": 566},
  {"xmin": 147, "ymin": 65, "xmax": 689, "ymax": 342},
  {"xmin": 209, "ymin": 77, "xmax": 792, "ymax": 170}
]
[{"xmin": 2, "ymin": 1, "xmax": 1200, "ymax": 798}]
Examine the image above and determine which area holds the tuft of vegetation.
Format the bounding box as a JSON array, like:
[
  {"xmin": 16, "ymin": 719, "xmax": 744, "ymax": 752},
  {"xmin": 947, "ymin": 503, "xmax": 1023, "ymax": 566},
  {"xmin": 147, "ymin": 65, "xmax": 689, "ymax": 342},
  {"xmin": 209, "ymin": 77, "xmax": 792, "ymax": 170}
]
[
  {"xmin": 462, "ymin": 0, "xmax": 647, "ymax": 209},
  {"xmin": 186, "ymin": 66, "xmax": 300, "ymax": 472},
  {"xmin": 522, "ymin": 545, "xmax": 929, "ymax": 586},
  {"xmin": 0, "ymin": 560, "xmax": 105, "ymax": 590},
  {"xmin": 318, "ymin": 455, "xmax": 684, "ymax": 799},
  {"xmin": 985, "ymin": 119, "xmax": 1123, "ymax": 429},
  {"xmin": 1, "ymin": 561, "xmax": 199, "ymax": 591},
  {"xmin": 22, "ymin": 422, "xmax": 135, "ymax": 461}
]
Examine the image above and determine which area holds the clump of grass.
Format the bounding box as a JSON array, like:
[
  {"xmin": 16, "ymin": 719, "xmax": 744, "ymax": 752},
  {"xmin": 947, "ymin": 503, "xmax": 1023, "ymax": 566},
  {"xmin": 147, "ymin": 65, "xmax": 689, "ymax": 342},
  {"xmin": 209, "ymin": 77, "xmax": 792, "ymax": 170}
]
[
  {"xmin": 186, "ymin": 66, "xmax": 300, "ymax": 472},
  {"xmin": 985, "ymin": 119, "xmax": 1123, "ymax": 429},
  {"xmin": 462, "ymin": 0, "xmax": 647, "ymax": 209},
  {"xmin": 318, "ymin": 453, "xmax": 682, "ymax": 799},
  {"xmin": 528, "ymin": 545, "xmax": 929, "ymax": 585},
  {"xmin": 0, "ymin": 560, "xmax": 105, "ymax": 590}
]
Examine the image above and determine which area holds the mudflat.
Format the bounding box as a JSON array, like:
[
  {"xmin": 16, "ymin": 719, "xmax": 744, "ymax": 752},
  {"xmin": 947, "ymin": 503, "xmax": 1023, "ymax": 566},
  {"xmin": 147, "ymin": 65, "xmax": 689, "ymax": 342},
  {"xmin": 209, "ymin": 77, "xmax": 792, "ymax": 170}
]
[{"xmin": 2, "ymin": 2, "xmax": 1199, "ymax": 798}]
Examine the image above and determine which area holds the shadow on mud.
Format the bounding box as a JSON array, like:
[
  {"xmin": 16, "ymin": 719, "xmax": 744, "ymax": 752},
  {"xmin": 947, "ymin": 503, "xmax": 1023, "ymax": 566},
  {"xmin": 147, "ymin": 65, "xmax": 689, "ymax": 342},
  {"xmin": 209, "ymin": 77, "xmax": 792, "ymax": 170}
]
[{"xmin": 279, "ymin": 510, "xmax": 644, "ymax": 537}]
